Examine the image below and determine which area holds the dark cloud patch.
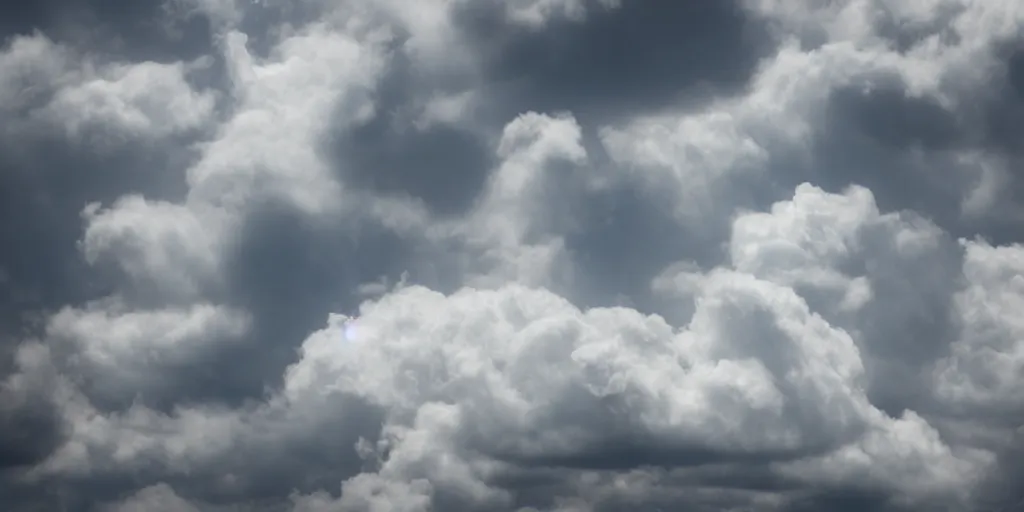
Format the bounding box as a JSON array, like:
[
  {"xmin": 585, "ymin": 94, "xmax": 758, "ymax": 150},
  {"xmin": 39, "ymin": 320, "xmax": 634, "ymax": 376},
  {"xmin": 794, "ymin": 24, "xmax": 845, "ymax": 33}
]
[
  {"xmin": 2, "ymin": 394, "xmax": 385, "ymax": 512},
  {"xmin": 803, "ymin": 83, "xmax": 969, "ymax": 232},
  {"xmin": 332, "ymin": 118, "xmax": 496, "ymax": 218},
  {"xmin": 834, "ymin": 85, "xmax": 963, "ymax": 151},
  {"xmin": 0, "ymin": 0, "xmax": 234, "ymax": 104},
  {"xmin": 980, "ymin": 43, "xmax": 1024, "ymax": 156},
  {"xmin": 0, "ymin": 135, "xmax": 195, "ymax": 476},
  {"xmin": 0, "ymin": 0, "xmax": 214, "ymax": 64},
  {"xmin": 850, "ymin": 222, "xmax": 963, "ymax": 417},
  {"xmin": 215, "ymin": 202, "xmax": 412, "ymax": 402},
  {"xmin": 0, "ymin": 397, "xmax": 62, "ymax": 471},
  {"xmin": 456, "ymin": 0, "xmax": 773, "ymax": 123},
  {"xmin": 782, "ymin": 488, "xmax": 896, "ymax": 512},
  {"xmin": 561, "ymin": 137, "xmax": 777, "ymax": 316},
  {"xmin": 802, "ymin": 50, "xmax": 1024, "ymax": 246},
  {"xmin": 512, "ymin": 442, "xmax": 803, "ymax": 472},
  {"xmin": 327, "ymin": 50, "xmax": 497, "ymax": 218},
  {"xmin": 230, "ymin": 1, "xmax": 326, "ymax": 59},
  {"xmin": 563, "ymin": 181, "xmax": 723, "ymax": 312},
  {"xmin": 0, "ymin": 481, "xmax": 72, "ymax": 512},
  {"xmin": 1006, "ymin": 47, "xmax": 1024, "ymax": 100},
  {"xmin": 978, "ymin": 44, "xmax": 1024, "ymax": 242},
  {"xmin": 973, "ymin": 431, "xmax": 1024, "ymax": 512},
  {"xmin": 204, "ymin": 203, "xmax": 337, "ymax": 404},
  {"xmin": 0, "ymin": 134, "xmax": 191, "ymax": 341}
]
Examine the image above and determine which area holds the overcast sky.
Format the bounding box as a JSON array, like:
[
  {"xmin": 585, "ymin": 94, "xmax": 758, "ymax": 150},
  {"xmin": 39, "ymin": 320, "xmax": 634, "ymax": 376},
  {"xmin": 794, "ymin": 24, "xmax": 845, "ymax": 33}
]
[{"xmin": 2, "ymin": 0, "xmax": 1024, "ymax": 511}]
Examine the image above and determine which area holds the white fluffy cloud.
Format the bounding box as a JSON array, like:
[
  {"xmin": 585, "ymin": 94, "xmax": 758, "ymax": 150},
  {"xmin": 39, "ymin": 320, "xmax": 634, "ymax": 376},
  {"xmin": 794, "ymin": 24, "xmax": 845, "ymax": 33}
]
[
  {"xmin": 0, "ymin": 33, "xmax": 215, "ymax": 147},
  {"xmin": 3, "ymin": 0, "xmax": 1024, "ymax": 511},
  {"xmin": 276, "ymin": 182, "xmax": 989, "ymax": 509},
  {"xmin": 935, "ymin": 240, "xmax": 1024, "ymax": 413}
]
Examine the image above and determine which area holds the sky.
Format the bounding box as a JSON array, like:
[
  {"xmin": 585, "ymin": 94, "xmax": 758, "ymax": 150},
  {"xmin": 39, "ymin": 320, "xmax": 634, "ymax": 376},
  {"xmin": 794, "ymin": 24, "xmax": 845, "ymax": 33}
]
[{"xmin": 1, "ymin": 0, "xmax": 1024, "ymax": 511}]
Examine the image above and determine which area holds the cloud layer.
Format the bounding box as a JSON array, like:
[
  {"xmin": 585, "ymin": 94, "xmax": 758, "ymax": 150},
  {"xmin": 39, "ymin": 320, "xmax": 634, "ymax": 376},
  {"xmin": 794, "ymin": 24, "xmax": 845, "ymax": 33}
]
[{"xmin": 2, "ymin": 0, "xmax": 1024, "ymax": 510}]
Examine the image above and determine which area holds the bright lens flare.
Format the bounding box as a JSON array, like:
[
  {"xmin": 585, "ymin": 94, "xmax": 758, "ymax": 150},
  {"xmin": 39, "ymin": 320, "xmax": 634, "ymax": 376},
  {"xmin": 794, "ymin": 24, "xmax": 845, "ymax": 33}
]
[{"xmin": 342, "ymin": 321, "xmax": 359, "ymax": 343}]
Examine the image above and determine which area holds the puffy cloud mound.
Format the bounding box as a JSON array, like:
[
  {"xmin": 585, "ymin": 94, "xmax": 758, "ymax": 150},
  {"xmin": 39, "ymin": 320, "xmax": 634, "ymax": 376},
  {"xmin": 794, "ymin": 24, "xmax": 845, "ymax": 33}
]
[{"xmin": 2, "ymin": 0, "xmax": 1024, "ymax": 511}]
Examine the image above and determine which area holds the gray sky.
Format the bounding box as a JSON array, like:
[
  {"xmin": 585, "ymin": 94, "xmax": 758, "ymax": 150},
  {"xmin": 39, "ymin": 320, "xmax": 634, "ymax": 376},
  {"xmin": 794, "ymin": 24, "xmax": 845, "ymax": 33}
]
[{"xmin": 2, "ymin": 1, "xmax": 1024, "ymax": 511}]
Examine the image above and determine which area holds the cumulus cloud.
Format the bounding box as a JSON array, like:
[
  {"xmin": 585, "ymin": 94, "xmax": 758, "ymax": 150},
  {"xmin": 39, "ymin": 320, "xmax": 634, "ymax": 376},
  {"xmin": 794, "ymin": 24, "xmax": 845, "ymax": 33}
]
[
  {"xmin": 3, "ymin": 0, "xmax": 1024, "ymax": 511},
  {"xmin": 101, "ymin": 484, "xmax": 202, "ymax": 512},
  {"xmin": 0, "ymin": 32, "xmax": 215, "ymax": 147}
]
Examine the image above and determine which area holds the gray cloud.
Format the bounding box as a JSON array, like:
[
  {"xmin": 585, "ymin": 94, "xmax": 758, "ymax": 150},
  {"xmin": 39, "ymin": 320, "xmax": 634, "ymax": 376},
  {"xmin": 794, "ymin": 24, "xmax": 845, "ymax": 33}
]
[
  {"xmin": 0, "ymin": 35, "xmax": 209, "ymax": 475},
  {"xmin": 327, "ymin": 51, "xmax": 497, "ymax": 217},
  {"xmin": 0, "ymin": 0, "xmax": 214, "ymax": 64},
  {"xmin": 456, "ymin": 0, "xmax": 773, "ymax": 121},
  {"xmin": 3, "ymin": 1, "xmax": 1024, "ymax": 511}
]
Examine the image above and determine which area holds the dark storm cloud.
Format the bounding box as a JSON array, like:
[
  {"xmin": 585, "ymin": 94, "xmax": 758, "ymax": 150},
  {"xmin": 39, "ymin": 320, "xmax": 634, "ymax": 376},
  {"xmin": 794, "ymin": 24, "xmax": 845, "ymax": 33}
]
[
  {"xmin": 328, "ymin": 47, "xmax": 497, "ymax": 217},
  {"xmin": 834, "ymin": 85, "xmax": 962, "ymax": 151},
  {"xmin": 0, "ymin": 0, "xmax": 213, "ymax": 63},
  {"xmin": 781, "ymin": 489, "xmax": 896, "ymax": 512},
  {"xmin": 0, "ymin": 391, "xmax": 61, "ymax": 471},
  {"xmin": 456, "ymin": 0, "xmax": 773, "ymax": 122},
  {"xmin": 562, "ymin": 181, "xmax": 724, "ymax": 312},
  {"xmin": 986, "ymin": 45, "xmax": 1024, "ymax": 157},
  {"xmin": 800, "ymin": 82, "xmax": 967, "ymax": 221},
  {"xmin": 976, "ymin": 42, "xmax": 1024, "ymax": 242}
]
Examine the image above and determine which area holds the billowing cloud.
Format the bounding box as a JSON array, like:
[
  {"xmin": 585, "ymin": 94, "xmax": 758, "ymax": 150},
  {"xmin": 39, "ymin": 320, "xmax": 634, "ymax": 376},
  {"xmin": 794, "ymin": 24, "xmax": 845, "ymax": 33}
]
[{"xmin": 2, "ymin": 0, "xmax": 1024, "ymax": 511}]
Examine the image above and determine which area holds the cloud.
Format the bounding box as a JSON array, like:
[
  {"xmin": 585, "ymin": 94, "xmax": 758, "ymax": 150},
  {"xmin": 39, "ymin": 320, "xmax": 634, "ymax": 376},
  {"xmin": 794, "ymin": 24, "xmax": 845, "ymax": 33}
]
[
  {"xmin": 100, "ymin": 483, "xmax": 202, "ymax": 512},
  {"xmin": 935, "ymin": 239, "xmax": 1024, "ymax": 414},
  {"xmin": 3, "ymin": 0, "xmax": 1024, "ymax": 511}
]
